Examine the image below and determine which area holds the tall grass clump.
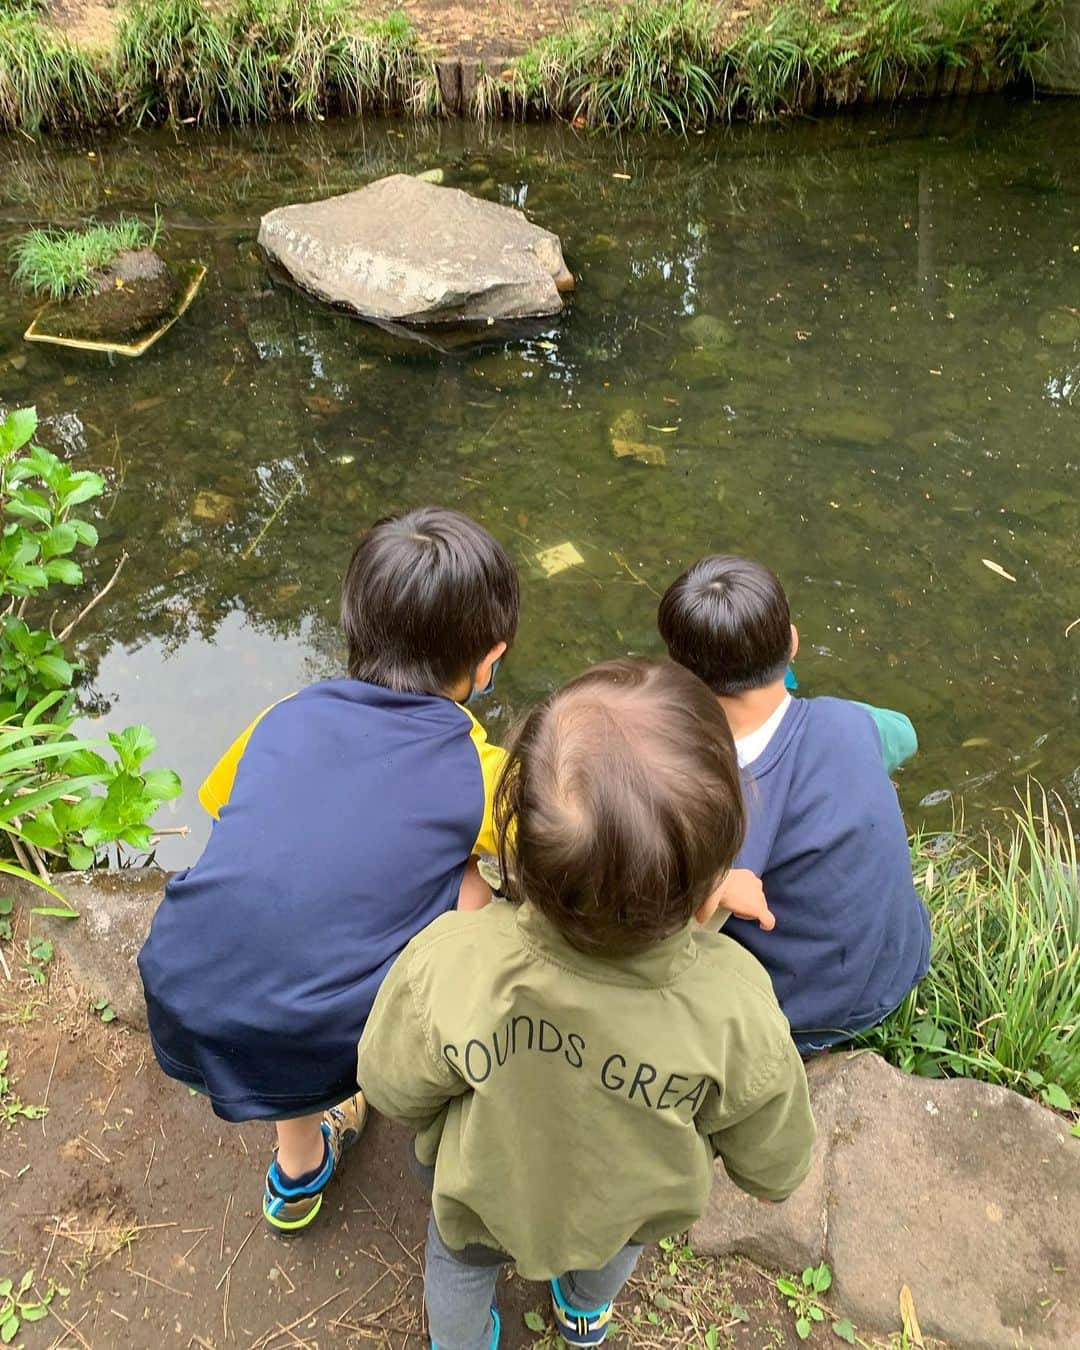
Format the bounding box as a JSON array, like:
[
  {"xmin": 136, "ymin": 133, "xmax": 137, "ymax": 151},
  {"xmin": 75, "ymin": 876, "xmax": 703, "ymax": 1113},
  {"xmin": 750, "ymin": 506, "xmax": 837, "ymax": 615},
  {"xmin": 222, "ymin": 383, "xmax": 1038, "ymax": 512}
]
[
  {"xmin": 10, "ymin": 214, "xmax": 162, "ymax": 300},
  {"xmin": 114, "ymin": 0, "xmax": 432, "ymax": 126},
  {"xmin": 500, "ymin": 0, "xmax": 1057, "ymax": 128},
  {"xmin": 510, "ymin": 0, "xmax": 723, "ymax": 130},
  {"xmin": 0, "ymin": 10, "xmax": 108, "ymax": 132},
  {"xmin": 860, "ymin": 790, "xmax": 1080, "ymax": 1109}
]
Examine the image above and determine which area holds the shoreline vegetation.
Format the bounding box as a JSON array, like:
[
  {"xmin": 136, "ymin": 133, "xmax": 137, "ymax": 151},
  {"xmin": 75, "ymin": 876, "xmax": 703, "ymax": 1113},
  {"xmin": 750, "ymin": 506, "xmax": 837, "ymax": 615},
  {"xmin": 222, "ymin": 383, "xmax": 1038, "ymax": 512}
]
[{"xmin": 0, "ymin": 0, "xmax": 1059, "ymax": 135}]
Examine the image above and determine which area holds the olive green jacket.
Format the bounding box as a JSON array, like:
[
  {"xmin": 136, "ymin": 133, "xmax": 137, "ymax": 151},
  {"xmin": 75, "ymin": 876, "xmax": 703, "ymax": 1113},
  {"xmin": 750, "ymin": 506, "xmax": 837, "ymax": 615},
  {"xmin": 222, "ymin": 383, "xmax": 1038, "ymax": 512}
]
[{"xmin": 357, "ymin": 902, "xmax": 815, "ymax": 1279}]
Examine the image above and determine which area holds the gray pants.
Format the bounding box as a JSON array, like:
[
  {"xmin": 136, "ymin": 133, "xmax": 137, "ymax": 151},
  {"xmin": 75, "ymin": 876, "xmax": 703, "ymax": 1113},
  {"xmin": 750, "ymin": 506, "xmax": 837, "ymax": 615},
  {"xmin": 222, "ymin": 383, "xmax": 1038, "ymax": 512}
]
[{"xmin": 424, "ymin": 1212, "xmax": 643, "ymax": 1350}]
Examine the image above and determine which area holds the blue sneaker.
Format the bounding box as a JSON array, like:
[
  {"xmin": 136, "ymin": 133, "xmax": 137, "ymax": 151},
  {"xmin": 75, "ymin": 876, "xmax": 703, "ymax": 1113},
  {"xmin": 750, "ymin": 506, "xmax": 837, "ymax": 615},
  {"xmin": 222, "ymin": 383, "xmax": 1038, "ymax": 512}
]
[
  {"xmin": 432, "ymin": 1304, "xmax": 500, "ymax": 1349},
  {"xmin": 262, "ymin": 1092, "xmax": 367, "ymax": 1235},
  {"xmin": 550, "ymin": 1278, "xmax": 614, "ymax": 1346}
]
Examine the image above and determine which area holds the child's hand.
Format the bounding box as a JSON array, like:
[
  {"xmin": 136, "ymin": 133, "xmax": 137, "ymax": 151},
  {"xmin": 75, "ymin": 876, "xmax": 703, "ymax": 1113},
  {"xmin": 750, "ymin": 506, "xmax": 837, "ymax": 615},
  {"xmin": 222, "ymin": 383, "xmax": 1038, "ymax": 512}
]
[
  {"xmin": 715, "ymin": 869, "xmax": 776, "ymax": 931},
  {"xmin": 456, "ymin": 858, "xmax": 494, "ymax": 912}
]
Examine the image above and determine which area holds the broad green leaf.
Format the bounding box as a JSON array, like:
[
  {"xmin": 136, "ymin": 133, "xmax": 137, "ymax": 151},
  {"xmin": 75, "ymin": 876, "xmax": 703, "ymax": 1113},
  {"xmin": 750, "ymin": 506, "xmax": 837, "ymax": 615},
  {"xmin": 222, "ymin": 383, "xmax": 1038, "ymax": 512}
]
[
  {"xmin": 0, "ymin": 1279, "xmax": 10, "ymax": 1296},
  {"xmin": 523, "ymin": 1311, "xmax": 547, "ymax": 1334},
  {"xmin": 19, "ymin": 813, "xmax": 61, "ymax": 850},
  {"xmin": 30, "ymin": 905, "xmax": 80, "ymax": 919},
  {"xmin": 66, "ymin": 842, "xmax": 96, "ymax": 870},
  {"xmin": 108, "ymin": 725, "xmax": 156, "ymax": 774},
  {"xmin": 142, "ymin": 769, "xmax": 183, "ymax": 801},
  {"xmin": 69, "ymin": 519, "xmax": 98, "ymax": 547},
  {"xmin": 0, "ymin": 897, "xmax": 12, "ymax": 915},
  {"xmin": 6, "ymin": 488, "xmax": 54, "ymax": 527},
  {"xmin": 1, "ymin": 1312, "xmax": 19, "ymax": 1343},
  {"xmin": 16, "ymin": 1274, "xmax": 32, "ymax": 1296},
  {"xmin": 1025, "ymin": 1070, "xmax": 1045, "ymax": 1088},
  {"xmin": 705, "ymin": 1327, "xmax": 720, "ymax": 1350},
  {"xmin": 809, "ymin": 1304, "xmax": 826, "ymax": 1321},
  {"xmin": 39, "ymin": 523, "xmax": 77, "ymax": 559},
  {"xmin": 802, "ymin": 1267, "xmax": 815, "ymax": 1288},
  {"xmin": 832, "ymin": 1318, "xmax": 856, "ymax": 1343},
  {"xmin": 1070, "ymin": 1121, "xmax": 1080, "ymax": 1138},
  {"xmin": 813, "ymin": 1263, "xmax": 833, "ymax": 1293},
  {"xmin": 30, "ymin": 938, "xmax": 52, "ymax": 962},
  {"xmin": 33, "ymin": 654, "xmax": 75, "ymax": 687},
  {"xmin": 44, "ymin": 559, "xmax": 83, "ymax": 587},
  {"xmin": 796, "ymin": 1317, "xmax": 812, "ymax": 1340},
  {"xmin": 58, "ymin": 473, "xmax": 105, "ymax": 510},
  {"xmin": 62, "ymin": 749, "xmax": 110, "ymax": 779},
  {"xmin": 0, "ymin": 406, "xmax": 37, "ymax": 457},
  {"xmin": 19, "ymin": 1305, "xmax": 47, "ymax": 1323},
  {"xmin": 1043, "ymin": 1083, "xmax": 1072, "ymax": 1111},
  {"xmin": 776, "ymin": 1279, "xmax": 800, "ymax": 1298}
]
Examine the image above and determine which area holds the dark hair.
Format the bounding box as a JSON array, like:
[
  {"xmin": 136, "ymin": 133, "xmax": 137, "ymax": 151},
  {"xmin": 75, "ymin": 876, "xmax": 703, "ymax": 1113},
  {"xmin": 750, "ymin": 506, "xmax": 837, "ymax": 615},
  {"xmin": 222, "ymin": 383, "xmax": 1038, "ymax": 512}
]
[
  {"xmin": 496, "ymin": 658, "xmax": 744, "ymax": 957},
  {"xmin": 658, "ymin": 555, "xmax": 792, "ymax": 696},
  {"xmin": 341, "ymin": 507, "xmax": 519, "ymax": 696}
]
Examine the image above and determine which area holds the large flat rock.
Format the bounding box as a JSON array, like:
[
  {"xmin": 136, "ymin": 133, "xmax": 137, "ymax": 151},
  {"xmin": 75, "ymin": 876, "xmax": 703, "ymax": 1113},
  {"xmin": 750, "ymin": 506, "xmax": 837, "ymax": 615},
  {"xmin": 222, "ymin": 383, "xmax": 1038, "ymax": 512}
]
[
  {"xmin": 11, "ymin": 869, "xmax": 165, "ymax": 1028},
  {"xmin": 693, "ymin": 1052, "xmax": 1079, "ymax": 1348},
  {"xmin": 257, "ymin": 175, "xmax": 573, "ymax": 325}
]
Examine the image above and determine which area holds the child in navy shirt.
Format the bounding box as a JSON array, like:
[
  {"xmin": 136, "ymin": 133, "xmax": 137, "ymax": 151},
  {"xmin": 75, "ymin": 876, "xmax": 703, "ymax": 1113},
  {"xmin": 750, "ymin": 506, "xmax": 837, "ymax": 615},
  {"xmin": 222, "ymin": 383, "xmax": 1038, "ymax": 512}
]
[
  {"xmin": 658, "ymin": 555, "xmax": 930, "ymax": 1053},
  {"xmin": 139, "ymin": 508, "xmax": 516, "ymax": 1234}
]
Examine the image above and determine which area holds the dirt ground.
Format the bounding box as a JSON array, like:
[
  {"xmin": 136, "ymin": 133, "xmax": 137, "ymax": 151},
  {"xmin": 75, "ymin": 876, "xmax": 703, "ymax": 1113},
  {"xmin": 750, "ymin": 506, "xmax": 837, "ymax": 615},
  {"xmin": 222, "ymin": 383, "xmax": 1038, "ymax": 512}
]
[
  {"xmin": 46, "ymin": 0, "xmax": 619, "ymax": 59},
  {"xmin": 0, "ymin": 939, "xmax": 872, "ymax": 1350}
]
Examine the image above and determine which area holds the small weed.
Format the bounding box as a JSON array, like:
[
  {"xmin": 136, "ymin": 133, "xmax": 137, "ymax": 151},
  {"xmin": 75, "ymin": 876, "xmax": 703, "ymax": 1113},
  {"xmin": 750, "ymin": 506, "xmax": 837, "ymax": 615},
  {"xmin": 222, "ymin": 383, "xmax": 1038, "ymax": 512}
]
[
  {"xmin": 25, "ymin": 935, "xmax": 52, "ymax": 986},
  {"xmin": 0, "ymin": 1047, "xmax": 47, "ymax": 1126},
  {"xmin": 0, "ymin": 1269, "xmax": 69, "ymax": 1344},
  {"xmin": 91, "ymin": 995, "xmax": 117, "ymax": 1023},
  {"xmin": 0, "ymin": 896, "xmax": 11, "ymax": 941},
  {"xmin": 10, "ymin": 214, "xmax": 162, "ymax": 301}
]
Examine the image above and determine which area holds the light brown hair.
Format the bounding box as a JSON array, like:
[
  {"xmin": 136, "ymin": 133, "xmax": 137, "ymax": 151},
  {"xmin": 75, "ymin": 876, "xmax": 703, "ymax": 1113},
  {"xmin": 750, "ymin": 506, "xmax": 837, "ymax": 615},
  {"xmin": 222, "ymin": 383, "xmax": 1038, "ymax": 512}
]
[{"xmin": 496, "ymin": 658, "xmax": 744, "ymax": 957}]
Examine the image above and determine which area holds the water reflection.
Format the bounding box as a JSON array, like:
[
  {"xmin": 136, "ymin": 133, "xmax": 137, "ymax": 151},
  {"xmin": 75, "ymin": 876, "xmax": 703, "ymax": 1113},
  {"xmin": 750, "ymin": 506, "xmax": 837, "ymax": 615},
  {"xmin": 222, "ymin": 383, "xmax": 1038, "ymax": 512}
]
[{"xmin": 1, "ymin": 96, "xmax": 1078, "ymax": 865}]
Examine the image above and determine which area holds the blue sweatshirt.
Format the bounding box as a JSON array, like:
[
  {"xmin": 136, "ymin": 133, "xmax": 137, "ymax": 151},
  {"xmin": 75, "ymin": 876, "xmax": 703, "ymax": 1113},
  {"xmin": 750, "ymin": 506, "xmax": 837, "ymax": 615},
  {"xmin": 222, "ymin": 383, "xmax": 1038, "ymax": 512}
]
[
  {"xmin": 725, "ymin": 697, "xmax": 930, "ymax": 1046},
  {"xmin": 137, "ymin": 680, "xmax": 504, "ymax": 1122}
]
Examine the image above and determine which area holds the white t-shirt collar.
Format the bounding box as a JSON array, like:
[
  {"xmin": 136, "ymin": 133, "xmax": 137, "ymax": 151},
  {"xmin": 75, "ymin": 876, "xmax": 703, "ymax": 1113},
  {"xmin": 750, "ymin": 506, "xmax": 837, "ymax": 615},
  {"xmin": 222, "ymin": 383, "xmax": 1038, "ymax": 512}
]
[{"xmin": 735, "ymin": 694, "xmax": 792, "ymax": 769}]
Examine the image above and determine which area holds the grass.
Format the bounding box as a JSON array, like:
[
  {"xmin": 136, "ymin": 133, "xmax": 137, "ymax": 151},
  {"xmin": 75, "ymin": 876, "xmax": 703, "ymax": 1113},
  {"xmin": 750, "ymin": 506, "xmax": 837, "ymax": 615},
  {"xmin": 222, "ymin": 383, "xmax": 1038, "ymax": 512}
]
[
  {"xmin": 859, "ymin": 789, "xmax": 1080, "ymax": 1110},
  {"xmin": 500, "ymin": 0, "xmax": 1057, "ymax": 128},
  {"xmin": 113, "ymin": 0, "xmax": 434, "ymax": 126},
  {"xmin": 10, "ymin": 215, "xmax": 162, "ymax": 300},
  {"xmin": 0, "ymin": 0, "xmax": 1058, "ymax": 133},
  {"xmin": 0, "ymin": 9, "xmax": 108, "ymax": 133},
  {"xmin": 0, "ymin": 0, "xmax": 433, "ymax": 132}
]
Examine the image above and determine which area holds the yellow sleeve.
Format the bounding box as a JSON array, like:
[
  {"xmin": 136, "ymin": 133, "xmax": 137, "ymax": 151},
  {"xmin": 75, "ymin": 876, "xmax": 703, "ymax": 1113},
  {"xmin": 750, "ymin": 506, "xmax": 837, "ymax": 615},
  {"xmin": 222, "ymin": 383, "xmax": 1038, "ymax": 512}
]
[
  {"xmin": 460, "ymin": 707, "xmax": 507, "ymax": 857},
  {"xmin": 197, "ymin": 698, "xmax": 291, "ymax": 820}
]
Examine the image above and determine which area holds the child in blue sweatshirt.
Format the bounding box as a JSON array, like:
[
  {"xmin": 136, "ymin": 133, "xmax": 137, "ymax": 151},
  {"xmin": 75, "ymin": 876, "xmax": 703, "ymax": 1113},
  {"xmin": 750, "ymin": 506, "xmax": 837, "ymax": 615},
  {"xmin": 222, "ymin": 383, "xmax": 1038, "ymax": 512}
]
[{"xmin": 658, "ymin": 555, "xmax": 930, "ymax": 1053}]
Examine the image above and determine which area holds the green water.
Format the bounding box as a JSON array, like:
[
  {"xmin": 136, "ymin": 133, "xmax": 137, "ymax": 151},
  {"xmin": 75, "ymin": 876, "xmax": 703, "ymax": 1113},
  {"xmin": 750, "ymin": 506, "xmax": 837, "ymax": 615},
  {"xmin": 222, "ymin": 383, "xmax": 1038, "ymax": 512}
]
[{"xmin": 1, "ymin": 98, "xmax": 1078, "ymax": 867}]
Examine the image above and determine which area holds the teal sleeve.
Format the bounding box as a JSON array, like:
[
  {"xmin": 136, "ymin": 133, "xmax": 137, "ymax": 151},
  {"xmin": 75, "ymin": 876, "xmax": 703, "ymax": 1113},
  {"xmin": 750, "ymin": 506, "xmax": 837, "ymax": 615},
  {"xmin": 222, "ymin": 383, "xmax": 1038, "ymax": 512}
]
[{"xmin": 850, "ymin": 701, "xmax": 918, "ymax": 774}]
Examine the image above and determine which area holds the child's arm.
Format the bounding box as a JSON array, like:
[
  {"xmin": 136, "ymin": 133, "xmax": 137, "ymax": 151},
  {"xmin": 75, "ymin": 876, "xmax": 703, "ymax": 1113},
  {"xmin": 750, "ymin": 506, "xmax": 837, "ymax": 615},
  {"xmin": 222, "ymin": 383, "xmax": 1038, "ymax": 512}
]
[
  {"xmin": 357, "ymin": 941, "xmax": 466, "ymax": 1134},
  {"xmin": 702, "ymin": 1038, "xmax": 816, "ymax": 1202},
  {"xmin": 457, "ymin": 858, "xmax": 493, "ymax": 912},
  {"xmin": 850, "ymin": 701, "xmax": 918, "ymax": 775},
  {"xmin": 712, "ymin": 869, "xmax": 776, "ymax": 930}
]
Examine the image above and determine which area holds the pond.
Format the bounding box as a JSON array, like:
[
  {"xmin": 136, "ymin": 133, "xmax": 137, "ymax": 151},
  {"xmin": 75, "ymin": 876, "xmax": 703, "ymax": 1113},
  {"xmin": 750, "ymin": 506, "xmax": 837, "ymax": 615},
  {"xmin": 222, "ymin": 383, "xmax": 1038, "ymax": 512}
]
[{"xmin": 1, "ymin": 96, "xmax": 1078, "ymax": 868}]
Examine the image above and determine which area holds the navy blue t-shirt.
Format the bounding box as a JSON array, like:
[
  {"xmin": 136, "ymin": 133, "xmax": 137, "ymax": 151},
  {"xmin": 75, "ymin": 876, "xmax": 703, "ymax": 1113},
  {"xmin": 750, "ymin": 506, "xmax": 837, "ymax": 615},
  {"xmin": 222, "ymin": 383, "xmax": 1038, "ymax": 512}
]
[
  {"xmin": 726, "ymin": 697, "xmax": 930, "ymax": 1045},
  {"xmin": 137, "ymin": 680, "xmax": 503, "ymax": 1122}
]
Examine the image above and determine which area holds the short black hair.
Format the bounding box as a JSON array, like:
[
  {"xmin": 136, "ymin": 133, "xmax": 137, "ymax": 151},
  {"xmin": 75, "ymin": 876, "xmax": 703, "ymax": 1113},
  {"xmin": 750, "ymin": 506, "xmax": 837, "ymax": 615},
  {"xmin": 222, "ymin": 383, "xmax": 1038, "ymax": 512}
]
[
  {"xmin": 341, "ymin": 507, "xmax": 519, "ymax": 696},
  {"xmin": 657, "ymin": 555, "xmax": 792, "ymax": 696},
  {"xmin": 496, "ymin": 658, "xmax": 744, "ymax": 958}
]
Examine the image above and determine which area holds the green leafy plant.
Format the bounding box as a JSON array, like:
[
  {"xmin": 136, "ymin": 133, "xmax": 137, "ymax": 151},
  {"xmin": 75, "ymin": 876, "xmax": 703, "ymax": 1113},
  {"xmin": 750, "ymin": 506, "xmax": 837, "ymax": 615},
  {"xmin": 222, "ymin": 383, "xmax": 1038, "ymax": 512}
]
[
  {"xmin": 90, "ymin": 995, "xmax": 116, "ymax": 1023},
  {"xmin": 10, "ymin": 214, "xmax": 162, "ymax": 301},
  {"xmin": 24, "ymin": 933, "xmax": 51, "ymax": 985},
  {"xmin": 0, "ymin": 1268, "xmax": 68, "ymax": 1342},
  {"xmin": 0, "ymin": 1047, "xmax": 47, "ymax": 1126},
  {"xmin": 0, "ymin": 408, "xmax": 181, "ymax": 894},
  {"xmin": 859, "ymin": 790, "xmax": 1080, "ymax": 1106},
  {"xmin": 777, "ymin": 1263, "xmax": 831, "ymax": 1339}
]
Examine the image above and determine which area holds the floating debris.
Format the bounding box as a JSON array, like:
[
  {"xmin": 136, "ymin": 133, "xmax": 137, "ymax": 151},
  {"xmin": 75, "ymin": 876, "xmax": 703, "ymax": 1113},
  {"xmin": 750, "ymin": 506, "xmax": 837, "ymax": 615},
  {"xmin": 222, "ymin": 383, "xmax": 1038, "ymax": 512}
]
[
  {"xmin": 536, "ymin": 542, "xmax": 584, "ymax": 577},
  {"xmin": 611, "ymin": 438, "xmax": 667, "ymax": 467},
  {"xmin": 919, "ymin": 789, "xmax": 952, "ymax": 808},
  {"xmin": 981, "ymin": 558, "xmax": 1017, "ymax": 582}
]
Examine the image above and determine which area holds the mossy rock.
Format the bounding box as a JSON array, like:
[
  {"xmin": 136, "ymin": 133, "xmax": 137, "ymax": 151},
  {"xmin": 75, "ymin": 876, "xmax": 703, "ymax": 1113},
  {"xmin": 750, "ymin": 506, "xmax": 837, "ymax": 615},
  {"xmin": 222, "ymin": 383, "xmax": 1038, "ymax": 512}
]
[
  {"xmin": 55, "ymin": 249, "xmax": 177, "ymax": 342},
  {"xmin": 608, "ymin": 408, "xmax": 646, "ymax": 443},
  {"xmin": 799, "ymin": 406, "xmax": 894, "ymax": 447},
  {"xmin": 681, "ymin": 313, "xmax": 737, "ymax": 350},
  {"xmin": 1036, "ymin": 308, "xmax": 1080, "ymax": 346}
]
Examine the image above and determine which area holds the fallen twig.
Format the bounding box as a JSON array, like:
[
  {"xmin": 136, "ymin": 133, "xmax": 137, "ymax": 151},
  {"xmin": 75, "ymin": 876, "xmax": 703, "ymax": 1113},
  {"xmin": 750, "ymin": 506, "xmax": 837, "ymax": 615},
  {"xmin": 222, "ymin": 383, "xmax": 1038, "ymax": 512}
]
[{"xmin": 57, "ymin": 551, "xmax": 129, "ymax": 643}]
